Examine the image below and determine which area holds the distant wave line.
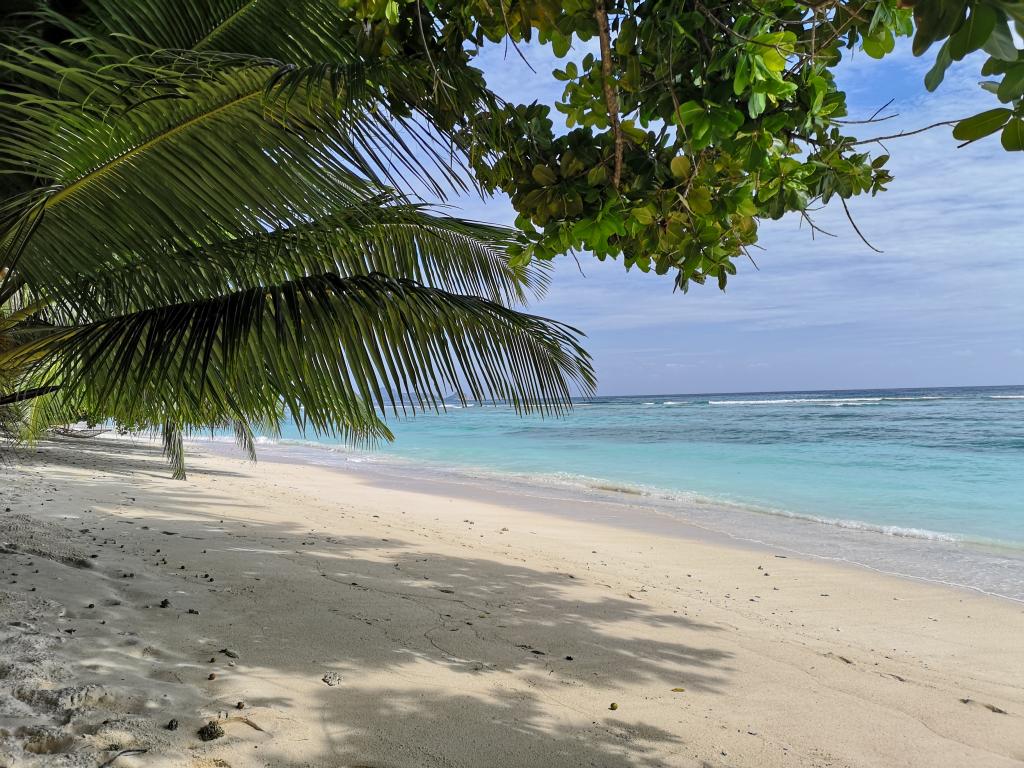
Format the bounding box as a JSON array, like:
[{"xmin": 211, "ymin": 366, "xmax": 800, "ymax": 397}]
[{"xmin": 707, "ymin": 396, "xmax": 948, "ymax": 406}]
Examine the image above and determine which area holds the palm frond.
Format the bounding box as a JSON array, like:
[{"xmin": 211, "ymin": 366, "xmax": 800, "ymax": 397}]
[
  {"xmin": 3, "ymin": 272, "xmax": 594, "ymax": 439},
  {"xmin": 0, "ymin": 3, "xmax": 593, "ymax": 474},
  {"xmin": 38, "ymin": 1, "xmax": 500, "ymax": 183},
  {"xmin": 56, "ymin": 205, "xmax": 549, "ymax": 320},
  {"xmin": 231, "ymin": 418, "xmax": 257, "ymax": 463},
  {"xmin": 71, "ymin": 0, "xmax": 497, "ymax": 123},
  {"xmin": 78, "ymin": 0, "xmax": 352, "ymax": 59},
  {"xmin": 0, "ymin": 46, "xmax": 469, "ymax": 287}
]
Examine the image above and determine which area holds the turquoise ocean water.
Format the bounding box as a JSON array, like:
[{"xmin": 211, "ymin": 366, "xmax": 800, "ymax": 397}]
[{"xmin": 218, "ymin": 385, "xmax": 1024, "ymax": 600}]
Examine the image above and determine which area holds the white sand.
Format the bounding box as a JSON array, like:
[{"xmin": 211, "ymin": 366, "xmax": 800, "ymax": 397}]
[{"xmin": 1, "ymin": 437, "xmax": 1022, "ymax": 767}]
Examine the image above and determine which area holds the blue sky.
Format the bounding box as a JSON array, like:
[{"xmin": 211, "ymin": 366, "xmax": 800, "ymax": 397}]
[{"xmin": 447, "ymin": 40, "xmax": 1023, "ymax": 396}]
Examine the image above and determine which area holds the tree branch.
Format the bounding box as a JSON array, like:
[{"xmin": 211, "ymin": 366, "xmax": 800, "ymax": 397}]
[
  {"xmin": 849, "ymin": 120, "xmax": 959, "ymax": 146},
  {"xmin": 594, "ymin": 0, "xmax": 624, "ymax": 190}
]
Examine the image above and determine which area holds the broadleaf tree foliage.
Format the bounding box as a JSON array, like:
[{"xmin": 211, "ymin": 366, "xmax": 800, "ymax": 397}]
[{"xmin": 344, "ymin": 0, "xmax": 1023, "ymax": 289}]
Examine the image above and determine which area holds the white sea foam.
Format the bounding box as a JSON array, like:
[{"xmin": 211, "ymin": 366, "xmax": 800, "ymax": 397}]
[
  {"xmin": 747, "ymin": 506, "xmax": 963, "ymax": 542},
  {"xmin": 399, "ymin": 463, "xmax": 983, "ymax": 547},
  {"xmin": 582, "ymin": 480, "xmax": 965, "ymax": 543},
  {"xmin": 708, "ymin": 396, "xmax": 948, "ymax": 406},
  {"xmin": 185, "ymin": 432, "xmax": 1011, "ymax": 552},
  {"xmin": 990, "ymin": 395, "xmax": 1024, "ymax": 399},
  {"xmin": 709, "ymin": 397, "xmax": 884, "ymax": 405}
]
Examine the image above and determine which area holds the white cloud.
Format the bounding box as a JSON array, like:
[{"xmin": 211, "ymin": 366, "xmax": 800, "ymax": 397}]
[{"xmin": 447, "ymin": 39, "xmax": 1024, "ymax": 393}]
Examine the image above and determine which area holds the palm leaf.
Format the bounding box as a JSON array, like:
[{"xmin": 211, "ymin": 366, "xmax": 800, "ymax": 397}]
[
  {"xmin": 70, "ymin": 0, "xmax": 496, "ymax": 122},
  {"xmin": 3, "ymin": 272, "xmax": 594, "ymax": 437},
  {"xmin": 0, "ymin": 45, "xmax": 467, "ymax": 287},
  {"xmin": 52, "ymin": 204, "xmax": 549, "ymax": 320},
  {"xmin": 0, "ymin": 5, "xmax": 592, "ymax": 474},
  {"xmin": 78, "ymin": 0, "xmax": 357, "ymax": 59}
]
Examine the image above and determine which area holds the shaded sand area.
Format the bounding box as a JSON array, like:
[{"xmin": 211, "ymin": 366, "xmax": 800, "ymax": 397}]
[{"xmin": 1, "ymin": 438, "xmax": 1022, "ymax": 767}]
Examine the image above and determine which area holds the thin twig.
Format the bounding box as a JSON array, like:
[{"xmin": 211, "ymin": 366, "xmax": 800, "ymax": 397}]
[
  {"xmin": 415, "ymin": 0, "xmax": 455, "ymax": 97},
  {"xmin": 570, "ymin": 251, "xmax": 587, "ymax": 277},
  {"xmin": 835, "ymin": 113, "xmax": 899, "ymax": 125},
  {"xmin": 498, "ymin": 2, "xmax": 536, "ymax": 73},
  {"xmin": 841, "ymin": 198, "xmax": 882, "ymax": 253},
  {"xmin": 868, "ymin": 98, "xmax": 896, "ymax": 122},
  {"xmin": 665, "ymin": 14, "xmax": 682, "ymax": 115},
  {"xmin": 810, "ymin": 6, "xmax": 817, "ymax": 62},
  {"xmin": 221, "ymin": 715, "xmax": 266, "ymax": 732},
  {"xmin": 98, "ymin": 748, "xmax": 149, "ymax": 768},
  {"xmin": 848, "ymin": 119, "xmax": 959, "ymax": 145},
  {"xmin": 743, "ymin": 247, "xmax": 761, "ymax": 270},
  {"xmin": 800, "ymin": 209, "xmax": 838, "ymax": 238},
  {"xmin": 786, "ymin": 7, "xmax": 860, "ymax": 77},
  {"xmin": 678, "ymin": 149, "xmax": 706, "ymax": 205},
  {"xmin": 835, "ymin": 99, "xmax": 898, "ymax": 125}
]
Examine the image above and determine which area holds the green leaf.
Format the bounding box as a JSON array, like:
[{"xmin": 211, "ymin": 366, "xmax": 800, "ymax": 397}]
[
  {"xmin": 711, "ymin": 107, "xmax": 746, "ymax": 136},
  {"xmin": 913, "ymin": 0, "xmax": 968, "ymax": 56},
  {"xmin": 982, "ymin": 56, "xmax": 1013, "ymax": 75},
  {"xmin": 690, "ymin": 115, "xmax": 712, "ymax": 145},
  {"xmin": 924, "ymin": 41, "xmax": 953, "ymax": 91},
  {"xmin": 8, "ymin": 274, "xmax": 595, "ymax": 439},
  {"xmin": 676, "ymin": 100, "xmax": 705, "ymax": 127},
  {"xmin": 532, "ymin": 164, "xmax": 559, "ymax": 186},
  {"xmin": 760, "ymin": 47, "xmax": 787, "ymax": 71},
  {"xmin": 733, "ymin": 56, "xmax": 750, "ymax": 95},
  {"xmin": 863, "ymin": 31, "xmax": 895, "ymax": 59},
  {"xmin": 1001, "ymin": 118, "xmax": 1024, "ymax": 150},
  {"xmin": 952, "ymin": 108, "xmax": 1012, "ymax": 140},
  {"xmin": 982, "ymin": 16, "xmax": 1019, "ymax": 60},
  {"xmin": 748, "ymin": 91, "xmax": 767, "ymax": 118},
  {"xmin": 631, "ymin": 206, "xmax": 655, "ymax": 225},
  {"xmin": 996, "ymin": 63, "xmax": 1024, "ymax": 101},
  {"xmin": 950, "ymin": 4, "xmax": 997, "ymax": 60},
  {"xmin": 670, "ymin": 156, "xmax": 692, "ymax": 179},
  {"xmin": 752, "ymin": 32, "xmax": 793, "ymax": 71},
  {"xmin": 551, "ymin": 32, "xmax": 571, "ymax": 58},
  {"xmin": 686, "ymin": 187, "xmax": 713, "ymax": 215}
]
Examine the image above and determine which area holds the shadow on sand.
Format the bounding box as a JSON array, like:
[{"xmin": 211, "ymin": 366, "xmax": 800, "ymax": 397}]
[{"xmin": 4, "ymin": 440, "xmax": 733, "ymax": 767}]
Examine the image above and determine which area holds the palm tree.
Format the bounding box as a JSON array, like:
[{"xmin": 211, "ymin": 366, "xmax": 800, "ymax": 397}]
[{"xmin": 0, "ymin": 1, "xmax": 594, "ymax": 477}]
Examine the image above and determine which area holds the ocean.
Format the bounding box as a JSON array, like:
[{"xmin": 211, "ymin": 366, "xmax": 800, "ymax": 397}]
[{"xmin": 219, "ymin": 385, "xmax": 1024, "ymax": 601}]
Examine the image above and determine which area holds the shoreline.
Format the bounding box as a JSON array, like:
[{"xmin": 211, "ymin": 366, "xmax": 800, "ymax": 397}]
[
  {"xmin": 3, "ymin": 437, "xmax": 1023, "ymax": 767},
  {"xmin": 188, "ymin": 434, "xmax": 1024, "ymax": 604}
]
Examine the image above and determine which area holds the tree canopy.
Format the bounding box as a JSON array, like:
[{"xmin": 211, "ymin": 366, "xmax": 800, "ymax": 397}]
[{"xmin": 340, "ymin": 0, "xmax": 1023, "ymax": 289}]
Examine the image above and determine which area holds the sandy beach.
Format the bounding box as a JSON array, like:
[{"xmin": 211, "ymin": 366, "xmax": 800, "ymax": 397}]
[{"xmin": 1, "ymin": 437, "xmax": 1022, "ymax": 768}]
